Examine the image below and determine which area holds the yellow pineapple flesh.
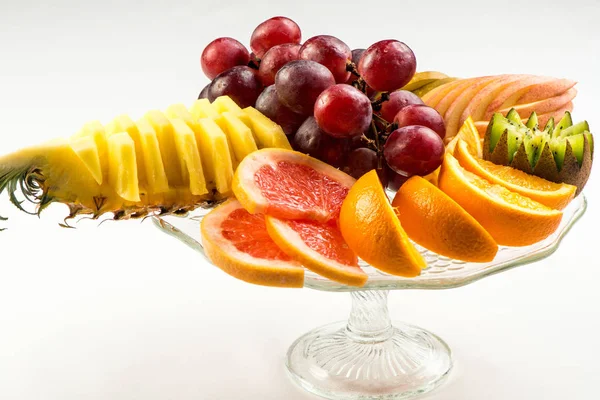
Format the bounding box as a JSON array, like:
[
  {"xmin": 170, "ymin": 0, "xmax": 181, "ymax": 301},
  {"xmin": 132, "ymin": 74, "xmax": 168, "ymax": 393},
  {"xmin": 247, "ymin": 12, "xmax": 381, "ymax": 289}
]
[
  {"xmin": 135, "ymin": 118, "xmax": 169, "ymax": 194},
  {"xmin": 105, "ymin": 115, "xmax": 147, "ymax": 188},
  {"xmin": 242, "ymin": 107, "xmax": 292, "ymax": 149},
  {"xmin": 144, "ymin": 110, "xmax": 184, "ymax": 187},
  {"xmin": 169, "ymin": 118, "xmax": 208, "ymax": 196},
  {"xmin": 70, "ymin": 135, "xmax": 103, "ymax": 185},
  {"xmin": 107, "ymin": 132, "xmax": 140, "ymax": 202},
  {"xmin": 196, "ymin": 118, "xmax": 234, "ymax": 194}
]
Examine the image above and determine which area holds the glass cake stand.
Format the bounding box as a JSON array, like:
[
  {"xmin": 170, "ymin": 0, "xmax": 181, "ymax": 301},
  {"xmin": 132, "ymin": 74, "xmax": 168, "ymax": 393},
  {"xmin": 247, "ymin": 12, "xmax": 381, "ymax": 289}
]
[{"xmin": 153, "ymin": 194, "xmax": 587, "ymax": 400}]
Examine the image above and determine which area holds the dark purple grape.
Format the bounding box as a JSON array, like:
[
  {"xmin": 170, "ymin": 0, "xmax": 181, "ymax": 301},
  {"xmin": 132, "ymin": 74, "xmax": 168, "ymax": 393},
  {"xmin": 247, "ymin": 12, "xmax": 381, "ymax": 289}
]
[
  {"xmin": 394, "ymin": 104, "xmax": 446, "ymax": 140},
  {"xmin": 358, "ymin": 40, "xmax": 416, "ymax": 92},
  {"xmin": 258, "ymin": 43, "xmax": 301, "ymax": 86},
  {"xmin": 293, "ymin": 117, "xmax": 349, "ymax": 168},
  {"xmin": 198, "ymin": 83, "xmax": 210, "ymax": 99},
  {"xmin": 349, "ymin": 134, "xmax": 367, "ymax": 149},
  {"xmin": 343, "ymin": 147, "xmax": 388, "ymax": 185},
  {"xmin": 314, "ymin": 84, "xmax": 372, "ymax": 138},
  {"xmin": 250, "ymin": 16, "xmax": 301, "ymax": 58},
  {"xmin": 275, "ymin": 60, "xmax": 335, "ymax": 115},
  {"xmin": 299, "ymin": 35, "xmax": 351, "ymax": 83},
  {"xmin": 378, "ymin": 90, "xmax": 424, "ymax": 123},
  {"xmin": 201, "ymin": 37, "xmax": 250, "ymax": 80},
  {"xmin": 255, "ymin": 85, "xmax": 305, "ymax": 136},
  {"xmin": 383, "ymin": 125, "xmax": 444, "ymax": 176},
  {"xmin": 208, "ymin": 66, "xmax": 263, "ymax": 108}
]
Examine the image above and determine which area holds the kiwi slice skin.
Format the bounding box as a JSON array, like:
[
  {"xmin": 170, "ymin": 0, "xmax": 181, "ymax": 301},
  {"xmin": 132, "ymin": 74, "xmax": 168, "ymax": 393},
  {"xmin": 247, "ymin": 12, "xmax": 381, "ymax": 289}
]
[{"xmin": 483, "ymin": 108, "xmax": 593, "ymax": 194}]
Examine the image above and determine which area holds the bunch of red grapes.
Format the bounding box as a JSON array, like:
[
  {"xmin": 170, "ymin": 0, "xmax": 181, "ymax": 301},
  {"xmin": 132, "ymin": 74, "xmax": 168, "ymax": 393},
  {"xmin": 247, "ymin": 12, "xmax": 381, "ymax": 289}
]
[{"xmin": 199, "ymin": 16, "xmax": 446, "ymax": 190}]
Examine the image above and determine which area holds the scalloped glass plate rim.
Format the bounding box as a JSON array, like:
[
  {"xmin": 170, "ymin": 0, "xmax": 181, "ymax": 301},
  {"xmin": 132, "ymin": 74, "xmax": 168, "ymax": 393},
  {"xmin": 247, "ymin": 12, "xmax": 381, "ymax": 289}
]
[{"xmin": 153, "ymin": 194, "xmax": 587, "ymax": 292}]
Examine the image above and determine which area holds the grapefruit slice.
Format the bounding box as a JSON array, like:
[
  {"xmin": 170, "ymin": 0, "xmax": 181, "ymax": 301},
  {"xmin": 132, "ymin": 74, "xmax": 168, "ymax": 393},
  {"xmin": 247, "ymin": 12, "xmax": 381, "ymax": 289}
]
[
  {"xmin": 201, "ymin": 200, "xmax": 305, "ymax": 288},
  {"xmin": 265, "ymin": 217, "xmax": 367, "ymax": 287},
  {"xmin": 233, "ymin": 148, "xmax": 355, "ymax": 222}
]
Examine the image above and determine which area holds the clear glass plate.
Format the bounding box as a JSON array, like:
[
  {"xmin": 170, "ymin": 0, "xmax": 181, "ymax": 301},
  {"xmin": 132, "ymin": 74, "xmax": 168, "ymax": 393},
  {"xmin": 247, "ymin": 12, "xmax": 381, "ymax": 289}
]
[{"xmin": 153, "ymin": 194, "xmax": 587, "ymax": 400}]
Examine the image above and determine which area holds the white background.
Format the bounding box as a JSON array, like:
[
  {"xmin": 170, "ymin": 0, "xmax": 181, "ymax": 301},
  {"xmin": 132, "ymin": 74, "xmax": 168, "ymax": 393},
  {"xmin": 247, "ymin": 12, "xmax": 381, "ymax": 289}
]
[{"xmin": 0, "ymin": 0, "xmax": 599, "ymax": 399}]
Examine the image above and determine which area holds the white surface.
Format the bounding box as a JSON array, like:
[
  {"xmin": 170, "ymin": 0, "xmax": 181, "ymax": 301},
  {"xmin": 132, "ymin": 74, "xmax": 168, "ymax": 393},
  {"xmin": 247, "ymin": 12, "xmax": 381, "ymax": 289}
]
[{"xmin": 0, "ymin": 1, "xmax": 598, "ymax": 399}]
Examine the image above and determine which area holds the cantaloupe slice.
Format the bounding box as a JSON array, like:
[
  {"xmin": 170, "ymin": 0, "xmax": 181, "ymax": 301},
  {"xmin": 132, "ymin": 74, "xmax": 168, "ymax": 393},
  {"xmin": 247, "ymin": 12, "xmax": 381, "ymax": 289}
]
[
  {"xmin": 70, "ymin": 135, "xmax": 103, "ymax": 185},
  {"xmin": 170, "ymin": 119, "xmax": 208, "ymax": 196},
  {"xmin": 105, "ymin": 115, "xmax": 147, "ymax": 187},
  {"xmin": 107, "ymin": 132, "xmax": 140, "ymax": 202},
  {"xmin": 135, "ymin": 118, "xmax": 169, "ymax": 194},
  {"xmin": 144, "ymin": 110, "xmax": 183, "ymax": 187},
  {"xmin": 196, "ymin": 118, "xmax": 234, "ymax": 194},
  {"xmin": 242, "ymin": 107, "xmax": 292, "ymax": 150}
]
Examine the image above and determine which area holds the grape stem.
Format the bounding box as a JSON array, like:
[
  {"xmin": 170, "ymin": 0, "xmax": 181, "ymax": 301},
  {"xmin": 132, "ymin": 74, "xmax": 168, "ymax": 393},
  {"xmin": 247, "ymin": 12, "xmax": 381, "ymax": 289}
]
[
  {"xmin": 372, "ymin": 113, "xmax": 391, "ymax": 129},
  {"xmin": 370, "ymin": 120, "xmax": 383, "ymax": 169},
  {"xmin": 248, "ymin": 59, "xmax": 260, "ymax": 70},
  {"xmin": 370, "ymin": 92, "xmax": 390, "ymax": 112},
  {"xmin": 345, "ymin": 60, "xmax": 360, "ymax": 76}
]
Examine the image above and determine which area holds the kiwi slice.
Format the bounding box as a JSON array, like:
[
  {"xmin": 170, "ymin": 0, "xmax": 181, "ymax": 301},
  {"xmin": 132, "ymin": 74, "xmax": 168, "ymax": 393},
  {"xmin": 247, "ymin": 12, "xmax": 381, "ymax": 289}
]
[
  {"xmin": 552, "ymin": 111, "xmax": 573, "ymax": 138},
  {"xmin": 526, "ymin": 112, "xmax": 538, "ymax": 129},
  {"xmin": 483, "ymin": 108, "xmax": 594, "ymax": 194}
]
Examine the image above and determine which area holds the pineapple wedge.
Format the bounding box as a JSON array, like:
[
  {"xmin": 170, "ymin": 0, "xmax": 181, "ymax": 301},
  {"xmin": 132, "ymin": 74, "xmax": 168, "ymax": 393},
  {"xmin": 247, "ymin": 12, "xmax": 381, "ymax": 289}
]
[
  {"xmin": 242, "ymin": 107, "xmax": 291, "ymax": 149},
  {"xmin": 212, "ymin": 96, "xmax": 242, "ymax": 114},
  {"xmin": 70, "ymin": 135, "xmax": 103, "ymax": 185},
  {"xmin": 169, "ymin": 119, "xmax": 208, "ymax": 196},
  {"xmin": 73, "ymin": 120, "xmax": 108, "ymax": 181},
  {"xmin": 105, "ymin": 115, "xmax": 147, "ymax": 187},
  {"xmin": 196, "ymin": 118, "xmax": 234, "ymax": 194},
  {"xmin": 107, "ymin": 132, "xmax": 140, "ymax": 202},
  {"xmin": 135, "ymin": 118, "xmax": 169, "ymax": 194},
  {"xmin": 220, "ymin": 111, "xmax": 258, "ymax": 162},
  {"xmin": 144, "ymin": 110, "xmax": 184, "ymax": 187}
]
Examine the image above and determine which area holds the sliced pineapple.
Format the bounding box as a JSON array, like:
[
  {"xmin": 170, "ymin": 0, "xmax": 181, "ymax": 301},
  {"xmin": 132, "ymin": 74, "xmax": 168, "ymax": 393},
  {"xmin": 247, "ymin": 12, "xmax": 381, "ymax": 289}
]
[
  {"xmin": 70, "ymin": 135, "xmax": 103, "ymax": 185},
  {"xmin": 196, "ymin": 118, "xmax": 234, "ymax": 194},
  {"xmin": 242, "ymin": 107, "xmax": 292, "ymax": 150},
  {"xmin": 144, "ymin": 110, "xmax": 184, "ymax": 187},
  {"xmin": 212, "ymin": 96, "xmax": 242, "ymax": 114},
  {"xmin": 220, "ymin": 111, "xmax": 258, "ymax": 162},
  {"xmin": 135, "ymin": 118, "xmax": 169, "ymax": 194},
  {"xmin": 169, "ymin": 119, "xmax": 208, "ymax": 196},
  {"xmin": 73, "ymin": 120, "xmax": 108, "ymax": 181},
  {"xmin": 105, "ymin": 115, "xmax": 147, "ymax": 187},
  {"xmin": 107, "ymin": 133, "xmax": 140, "ymax": 202},
  {"xmin": 188, "ymin": 100, "xmax": 238, "ymax": 166}
]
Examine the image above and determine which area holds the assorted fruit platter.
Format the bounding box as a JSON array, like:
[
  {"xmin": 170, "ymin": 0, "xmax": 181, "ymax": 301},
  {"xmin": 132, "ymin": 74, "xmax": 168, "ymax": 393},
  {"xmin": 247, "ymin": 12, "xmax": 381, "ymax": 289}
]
[{"xmin": 0, "ymin": 17, "xmax": 593, "ymax": 289}]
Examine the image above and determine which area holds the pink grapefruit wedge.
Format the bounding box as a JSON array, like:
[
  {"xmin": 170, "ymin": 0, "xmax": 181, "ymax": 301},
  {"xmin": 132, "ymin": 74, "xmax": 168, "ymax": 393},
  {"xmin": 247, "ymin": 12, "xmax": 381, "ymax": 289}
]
[
  {"xmin": 201, "ymin": 199, "xmax": 305, "ymax": 288},
  {"xmin": 232, "ymin": 148, "xmax": 355, "ymax": 222}
]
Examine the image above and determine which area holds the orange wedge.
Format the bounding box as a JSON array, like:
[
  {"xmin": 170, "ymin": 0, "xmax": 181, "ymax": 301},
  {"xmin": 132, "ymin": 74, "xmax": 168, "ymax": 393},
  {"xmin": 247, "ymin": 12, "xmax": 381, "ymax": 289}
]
[
  {"xmin": 201, "ymin": 200, "xmax": 304, "ymax": 288},
  {"xmin": 454, "ymin": 139, "xmax": 576, "ymax": 210},
  {"xmin": 339, "ymin": 170, "xmax": 426, "ymax": 277},
  {"xmin": 265, "ymin": 217, "xmax": 367, "ymax": 287},
  {"xmin": 438, "ymin": 153, "xmax": 563, "ymax": 247},
  {"xmin": 425, "ymin": 117, "xmax": 482, "ymax": 186},
  {"xmin": 392, "ymin": 176, "xmax": 498, "ymax": 262}
]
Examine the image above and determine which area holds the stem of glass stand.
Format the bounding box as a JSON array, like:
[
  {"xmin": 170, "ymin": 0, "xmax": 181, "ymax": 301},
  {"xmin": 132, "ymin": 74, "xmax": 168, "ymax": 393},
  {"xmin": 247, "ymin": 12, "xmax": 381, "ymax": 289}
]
[{"xmin": 345, "ymin": 290, "xmax": 394, "ymax": 343}]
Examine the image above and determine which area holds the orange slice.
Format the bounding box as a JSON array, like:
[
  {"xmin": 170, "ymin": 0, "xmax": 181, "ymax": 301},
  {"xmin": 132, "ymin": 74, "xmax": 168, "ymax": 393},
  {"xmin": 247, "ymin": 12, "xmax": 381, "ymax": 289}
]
[
  {"xmin": 425, "ymin": 117, "xmax": 482, "ymax": 186},
  {"xmin": 438, "ymin": 153, "xmax": 563, "ymax": 247},
  {"xmin": 201, "ymin": 200, "xmax": 304, "ymax": 288},
  {"xmin": 392, "ymin": 176, "xmax": 498, "ymax": 262},
  {"xmin": 339, "ymin": 170, "xmax": 426, "ymax": 277},
  {"xmin": 265, "ymin": 217, "xmax": 367, "ymax": 287},
  {"xmin": 232, "ymin": 148, "xmax": 355, "ymax": 222},
  {"xmin": 454, "ymin": 139, "xmax": 576, "ymax": 210}
]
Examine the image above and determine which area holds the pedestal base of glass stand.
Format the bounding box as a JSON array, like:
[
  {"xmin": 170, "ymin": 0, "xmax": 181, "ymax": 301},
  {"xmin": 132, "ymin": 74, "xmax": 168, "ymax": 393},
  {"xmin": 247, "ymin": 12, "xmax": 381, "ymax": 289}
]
[{"xmin": 286, "ymin": 291, "xmax": 452, "ymax": 399}]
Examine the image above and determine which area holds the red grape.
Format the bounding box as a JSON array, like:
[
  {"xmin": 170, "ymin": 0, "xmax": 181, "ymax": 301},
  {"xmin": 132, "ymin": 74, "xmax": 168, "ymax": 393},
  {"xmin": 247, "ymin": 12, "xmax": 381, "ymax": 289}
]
[
  {"xmin": 343, "ymin": 147, "xmax": 388, "ymax": 184},
  {"xmin": 250, "ymin": 16, "xmax": 301, "ymax": 58},
  {"xmin": 358, "ymin": 40, "xmax": 416, "ymax": 92},
  {"xmin": 299, "ymin": 35, "xmax": 351, "ymax": 83},
  {"xmin": 208, "ymin": 66, "xmax": 263, "ymax": 108},
  {"xmin": 384, "ymin": 125, "xmax": 444, "ymax": 176},
  {"xmin": 293, "ymin": 117, "xmax": 349, "ymax": 168},
  {"xmin": 198, "ymin": 83, "xmax": 210, "ymax": 99},
  {"xmin": 314, "ymin": 84, "xmax": 372, "ymax": 138},
  {"xmin": 258, "ymin": 43, "xmax": 301, "ymax": 86},
  {"xmin": 255, "ymin": 85, "xmax": 305, "ymax": 136},
  {"xmin": 201, "ymin": 37, "xmax": 250, "ymax": 80},
  {"xmin": 378, "ymin": 90, "xmax": 424, "ymax": 123},
  {"xmin": 275, "ymin": 60, "xmax": 335, "ymax": 115},
  {"xmin": 394, "ymin": 104, "xmax": 446, "ymax": 140}
]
